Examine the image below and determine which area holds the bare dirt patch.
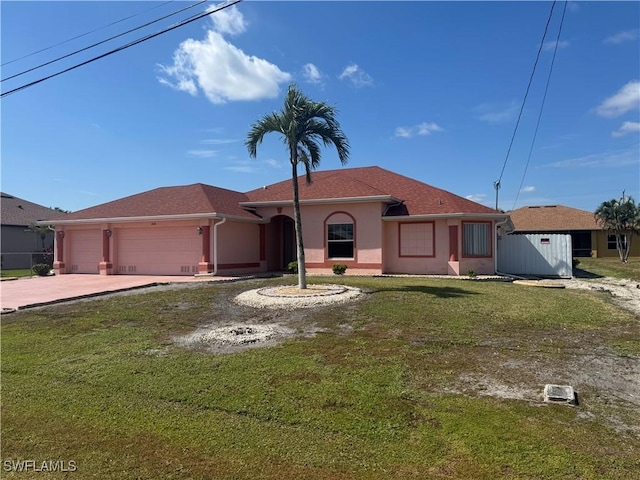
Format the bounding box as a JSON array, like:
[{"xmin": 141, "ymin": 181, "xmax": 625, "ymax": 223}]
[
  {"xmin": 558, "ymin": 277, "xmax": 640, "ymax": 317},
  {"xmin": 172, "ymin": 283, "xmax": 361, "ymax": 353}
]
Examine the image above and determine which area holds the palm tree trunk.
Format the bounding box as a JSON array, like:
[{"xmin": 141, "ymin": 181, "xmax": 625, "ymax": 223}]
[{"xmin": 291, "ymin": 161, "xmax": 307, "ymax": 289}]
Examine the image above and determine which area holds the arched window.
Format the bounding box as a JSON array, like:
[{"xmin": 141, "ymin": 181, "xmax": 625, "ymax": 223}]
[{"xmin": 326, "ymin": 212, "xmax": 355, "ymax": 259}]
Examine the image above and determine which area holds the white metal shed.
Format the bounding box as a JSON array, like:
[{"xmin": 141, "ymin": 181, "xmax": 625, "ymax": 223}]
[{"xmin": 497, "ymin": 233, "xmax": 572, "ymax": 278}]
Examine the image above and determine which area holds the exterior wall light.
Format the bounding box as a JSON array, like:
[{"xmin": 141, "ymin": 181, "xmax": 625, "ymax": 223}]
[
  {"xmin": 58, "ymin": 231, "xmax": 65, "ymax": 238},
  {"xmin": 105, "ymin": 229, "xmax": 112, "ymax": 237},
  {"xmin": 196, "ymin": 227, "xmax": 203, "ymax": 235}
]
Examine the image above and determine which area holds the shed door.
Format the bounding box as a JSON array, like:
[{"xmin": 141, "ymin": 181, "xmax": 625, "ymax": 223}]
[
  {"xmin": 68, "ymin": 229, "xmax": 101, "ymax": 274},
  {"xmin": 116, "ymin": 227, "xmax": 201, "ymax": 275}
]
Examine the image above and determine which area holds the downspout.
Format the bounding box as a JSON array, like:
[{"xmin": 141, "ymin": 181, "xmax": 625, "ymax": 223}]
[
  {"xmin": 212, "ymin": 217, "xmax": 227, "ymax": 276},
  {"xmin": 382, "ymin": 200, "xmax": 404, "ymax": 216}
]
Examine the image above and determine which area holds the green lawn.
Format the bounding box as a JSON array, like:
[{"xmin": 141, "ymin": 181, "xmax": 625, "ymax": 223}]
[
  {"xmin": 0, "ymin": 268, "xmax": 33, "ymax": 278},
  {"xmin": 575, "ymin": 256, "xmax": 640, "ymax": 282},
  {"xmin": 2, "ymin": 277, "xmax": 639, "ymax": 479}
]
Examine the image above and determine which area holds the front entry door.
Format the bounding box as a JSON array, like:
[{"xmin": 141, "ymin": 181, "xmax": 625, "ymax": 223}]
[{"xmin": 283, "ymin": 217, "xmax": 295, "ymax": 268}]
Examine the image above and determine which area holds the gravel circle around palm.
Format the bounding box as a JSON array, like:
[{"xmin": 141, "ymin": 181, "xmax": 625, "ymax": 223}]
[{"xmin": 234, "ymin": 284, "xmax": 363, "ymax": 309}]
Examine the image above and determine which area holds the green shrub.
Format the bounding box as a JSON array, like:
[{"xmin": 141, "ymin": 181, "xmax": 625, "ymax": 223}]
[
  {"xmin": 287, "ymin": 261, "xmax": 298, "ymax": 274},
  {"xmin": 32, "ymin": 264, "xmax": 51, "ymax": 276},
  {"xmin": 572, "ymin": 258, "xmax": 580, "ymax": 268},
  {"xmin": 332, "ymin": 263, "xmax": 347, "ymax": 275},
  {"xmin": 466, "ymin": 269, "xmax": 477, "ymax": 278}
]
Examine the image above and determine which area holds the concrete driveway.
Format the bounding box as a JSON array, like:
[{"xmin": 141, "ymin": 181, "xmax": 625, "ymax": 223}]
[{"xmin": 0, "ymin": 274, "xmax": 238, "ymax": 311}]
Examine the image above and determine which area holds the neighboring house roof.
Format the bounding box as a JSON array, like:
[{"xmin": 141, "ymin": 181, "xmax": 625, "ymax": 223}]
[
  {"xmin": 46, "ymin": 166, "xmax": 503, "ymax": 225},
  {"xmin": 245, "ymin": 166, "xmax": 499, "ymax": 216},
  {"xmin": 1, "ymin": 192, "xmax": 62, "ymax": 227},
  {"xmin": 508, "ymin": 205, "xmax": 603, "ymax": 232},
  {"xmin": 51, "ymin": 183, "xmax": 257, "ymax": 223}
]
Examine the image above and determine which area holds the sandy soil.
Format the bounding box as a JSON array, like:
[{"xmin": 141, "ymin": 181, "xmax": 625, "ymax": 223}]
[
  {"xmin": 558, "ymin": 276, "xmax": 640, "ymax": 317},
  {"xmin": 170, "ymin": 276, "xmax": 639, "ymax": 435}
]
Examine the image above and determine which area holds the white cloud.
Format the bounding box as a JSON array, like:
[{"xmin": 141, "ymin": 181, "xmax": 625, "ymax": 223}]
[
  {"xmin": 338, "ymin": 64, "xmax": 373, "ymax": 87},
  {"xmin": 395, "ymin": 122, "xmax": 443, "ymax": 138},
  {"xmin": 200, "ymin": 138, "xmax": 237, "ymax": 145},
  {"xmin": 520, "ymin": 186, "xmax": 536, "ymax": 193},
  {"xmin": 264, "ymin": 158, "xmax": 281, "ymax": 168},
  {"xmin": 604, "ymin": 29, "xmax": 639, "ymax": 45},
  {"xmin": 187, "ymin": 149, "xmax": 218, "ymax": 158},
  {"xmin": 466, "ymin": 194, "xmax": 487, "ymax": 203},
  {"xmin": 208, "ymin": 4, "xmax": 246, "ymax": 36},
  {"xmin": 567, "ymin": 2, "xmax": 580, "ymax": 13},
  {"xmin": 302, "ymin": 63, "xmax": 323, "ymax": 85},
  {"xmin": 595, "ymin": 80, "xmax": 640, "ymax": 117},
  {"xmin": 542, "ymin": 40, "xmax": 569, "ymax": 51},
  {"xmin": 475, "ymin": 101, "xmax": 519, "ymax": 123},
  {"xmin": 544, "ymin": 148, "xmax": 639, "ymax": 169},
  {"xmin": 223, "ymin": 158, "xmax": 281, "ymax": 173},
  {"xmin": 225, "ymin": 165, "xmax": 256, "ymax": 173},
  {"xmin": 157, "ymin": 8, "xmax": 291, "ymax": 104},
  {"xmin": 612, "ymin": 121, "xmax": 640, "ymax": 138}
]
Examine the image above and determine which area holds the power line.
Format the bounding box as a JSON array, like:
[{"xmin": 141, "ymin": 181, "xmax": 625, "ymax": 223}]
[
  {"xmin": 1, "ymin": 0, "xmax": 242, "ymax": 99},
  {"xmin": 2, "ymin": 1, "xmax": 176, "ymax": 67},
  {"xmin": 493, "ymin": 1, "xmax": 558, "ymax": 208},
  {"xmin": 2, "ymin": 0, "xmax": 207, "ymax": 83},
  {"xmin": 512, "ymin": 1, "xmax": 568, "ymax": 210}
]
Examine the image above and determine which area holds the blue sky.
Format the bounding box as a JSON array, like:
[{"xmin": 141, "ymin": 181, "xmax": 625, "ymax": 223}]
[{"xmin": 2, "ymin": 1, "xmax": 639, "ymax": 214}]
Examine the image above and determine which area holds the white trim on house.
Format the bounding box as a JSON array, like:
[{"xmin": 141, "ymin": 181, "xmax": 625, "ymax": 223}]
[
  {"xmin": 37, "ymin": 212, "xmax": 266, "ymax": 226},
  {"xmin": 383, "ymin": 213, "xmax": 512, "ymax": 224}
]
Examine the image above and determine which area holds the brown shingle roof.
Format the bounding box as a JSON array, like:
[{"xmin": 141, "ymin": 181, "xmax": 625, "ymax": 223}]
[
  {"xmin": 508, "ymin": 205, "xmax": 602, "ymax": 232},
  {"xmin": 50, "ymin": 167, "xmax": 501, "ymax": 223},
  {"xmin": 245, "ymin": 166, "xmax": 498, "ymax": 215},
  {"xmin": 1, "ymin": 192, "xmax": 63, "ymax": 226},
  {"xmin": 55, "ymin": 184, "xmax": 257, "ymax": 221}
]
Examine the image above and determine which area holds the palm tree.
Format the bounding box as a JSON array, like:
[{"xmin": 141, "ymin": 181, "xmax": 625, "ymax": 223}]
[
  {"xmin": 246, "ymin": 84, "xmax": 350, "ymax": 289},
  {"xmin": 594, "ymin": 196, "xmax": 640, "ymax": 262}
]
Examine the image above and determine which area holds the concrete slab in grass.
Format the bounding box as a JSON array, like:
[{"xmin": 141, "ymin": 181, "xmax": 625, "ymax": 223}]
[{"xmin": 544, "ymin": 384, "xmax": 577, "ymax": 405}]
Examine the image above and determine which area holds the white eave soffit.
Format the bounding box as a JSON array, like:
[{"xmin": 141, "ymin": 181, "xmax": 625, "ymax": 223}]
[
  {"xmin": 382, "ymin": 213, "xmax": 512, "ymax": 221},
  {"xmin": 37, "ymin": 212, "xmax": 267, "ymax": 226}
]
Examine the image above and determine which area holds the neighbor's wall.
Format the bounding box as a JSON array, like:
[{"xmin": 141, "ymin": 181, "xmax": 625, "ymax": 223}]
[
  {"xmin": 593, "ymin": 230, "xmax": 640, "ymax": 258},
  {"xmin": 1, "ymin": 225, "xmax": 54, "ymax": 269}
]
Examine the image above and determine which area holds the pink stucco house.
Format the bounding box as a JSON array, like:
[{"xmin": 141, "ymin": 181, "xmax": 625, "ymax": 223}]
[{"xmin": 44, "ymin": 166, "xmax": 511, "ymax": 276}]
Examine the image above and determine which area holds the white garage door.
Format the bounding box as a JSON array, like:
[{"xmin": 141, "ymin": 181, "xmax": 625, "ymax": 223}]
[
  {"xmin": 116, "ymin": 227, "xmax": 201, "ymax": 275},
  {"xmin": 68, "ymin": 229, "xmax": 101, "ymax": 274}
]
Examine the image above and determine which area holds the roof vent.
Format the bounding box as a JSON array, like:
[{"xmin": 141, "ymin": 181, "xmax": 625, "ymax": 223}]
[{"xmin": 262, "ymin": 186, "xmax": 267, "ymax": 190}]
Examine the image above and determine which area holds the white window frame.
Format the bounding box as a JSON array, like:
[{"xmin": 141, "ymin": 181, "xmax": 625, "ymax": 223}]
[{"xmin": 327, "ymin": 223, "xmax": 354, "ymax": 259}]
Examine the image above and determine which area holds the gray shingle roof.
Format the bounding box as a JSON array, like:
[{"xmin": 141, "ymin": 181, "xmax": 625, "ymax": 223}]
[{"xmin": 1, "ymin": 193, "xmax": 63, "ymax": 226}]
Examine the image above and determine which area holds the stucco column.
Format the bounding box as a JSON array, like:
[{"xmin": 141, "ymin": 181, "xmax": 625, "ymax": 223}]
[
  {"xmin": 53, "ymin": 230, "xmax": 66, "ymax": 275},
  {"xmin": 198, "ymin": 225, "xmax": 213, "ymax": 274},
  {"xmin": 449, "ymin": 225, "xmax": 459, "ymax": 261},
  {"xmin": 99, "ymin": 229, "xmax": 113, "ymax": 275},
  {"xmin": 447, "ymin": 224, "xmax": 460, "ymax": 275},
  {"xmin": 259, "ymin": 224, "xmax": 266, "ymax": 262}
]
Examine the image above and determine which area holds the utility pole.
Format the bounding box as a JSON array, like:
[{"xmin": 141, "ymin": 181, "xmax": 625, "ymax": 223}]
[{"xmin": 493, "ymin": 180, "xmax": 501, "ymax": 211}]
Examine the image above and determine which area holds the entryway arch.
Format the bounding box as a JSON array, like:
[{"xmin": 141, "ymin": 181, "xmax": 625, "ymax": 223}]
[{"xmin": 265, "ymin": 215, "xmax": 296, "ymax": 271}]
